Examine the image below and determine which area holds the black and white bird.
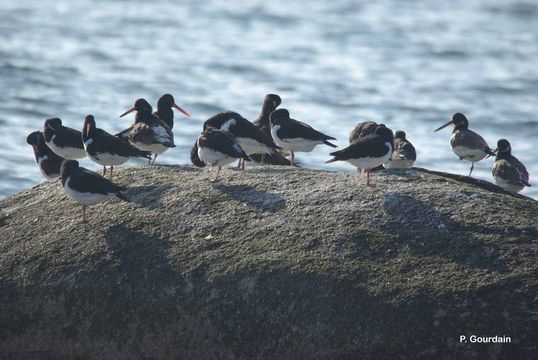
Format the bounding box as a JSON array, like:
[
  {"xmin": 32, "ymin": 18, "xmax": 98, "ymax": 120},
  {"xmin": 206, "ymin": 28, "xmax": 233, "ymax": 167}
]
[
  {"xmin": 492, "ymin": 139, "xmax": 531, "ymax": 193},
  {"xmin": 153, "ymin": 93, "xmax": 190, "ymax": 130},
  {"xmin": 43, "ymin": 117, "xmax": 86, "ymax": 159},
  {"xmin": 119, "ymin": 98, "xmax": 175, "ymax": 165},
  {"xmin": 82, "ymin": 115, "xmax": 151, "ymax": 179},
  {"xmin": 270, "ymin": 108, "xmax": 337, "ymax": 166},
  {"xmin": 26, "ymin": 131, "xmax": 65, "ymax": 179},
  {"xmin": 434, "ymin": 113, "xmax": 494, "ymax": 176},
  {"xmin": 384, "ymin": 130, "xmax": 416, "ymax": 169},
  {"xmin": 61, "ymin": 160, "xmax": 128, "ymax": 223},
  {"xmin": 326, "ymin": 125, "xmax": 394, "ymax": 187},
  {"xmin": 250, "ymin": 94, "xmax": 291, "ymax": 165},
  {"xmin": 203, "ymin": 111, "xmax": 277, "ymax": 170},
  {"xmin": 197, "ymin": 128, "xmax": 250, "ymax": 181}
]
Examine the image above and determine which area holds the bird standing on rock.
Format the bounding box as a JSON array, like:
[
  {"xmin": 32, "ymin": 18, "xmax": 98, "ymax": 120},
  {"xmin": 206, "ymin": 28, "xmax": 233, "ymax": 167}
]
[
  {"xmin": 492, "ymin": 139, "xmax": 531, "ymax": 193},
  {"xmin": 43, "ymin": 117, "xmax": 86, "ymax": 159},
  {"xmin": 434, "ymin": 113, "xmax": 494, "ymax": 177},
  {"xmin": 384, "ymin": 130, "xmax": 416, "ymax": 169},
  {"xmin": 197, "ymin": 128, "xmax": 250, "ymax": 181},
  {"xmin": 203, "ymin": 111, "xmax": 278, "ymax": 170},
  {"xmin": 61, "ymin": 160, "xmax": 129, "ymax": 223},
  {"xmin": 119, "ymin": 98, "xmax": 175, "ymax": 165},
  {"xmin": 270, "ymin": 108, "xmax": 337, "ymax": 166},
  {"xmin": 326, "ymin": 125, "xmax": 393, "ymax": 187},
  {"xmin": 250, "ymin": 94, "xmax": 291, "ymax": 166},
  {"xmin": 82, "ymin": 115, "xmax": 151, "ymax": 179},
  {"xmin": 26, "ymin": 131, "xmax": 65, "ymax": 179}
]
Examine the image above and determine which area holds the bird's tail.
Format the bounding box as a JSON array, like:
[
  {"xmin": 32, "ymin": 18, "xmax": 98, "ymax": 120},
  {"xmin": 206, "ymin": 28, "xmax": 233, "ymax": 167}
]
[
  {"xmin": 324, "ymin": 140, "xmax": 337, "ymax": 148},
  {"xmin": 116, "ymin": 192, "xmax": 129, "ymax": 202},
  {"xmin": 325, "ymin": 158, "xmax": 337, "ymax": 164}
]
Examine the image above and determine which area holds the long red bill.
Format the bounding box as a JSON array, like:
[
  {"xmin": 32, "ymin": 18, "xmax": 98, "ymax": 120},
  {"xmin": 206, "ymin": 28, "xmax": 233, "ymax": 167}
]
[
  {"xmin": 434, "ymin": 120, "xmax": 454, "ymax": 132},
  {"xmin": 119, "ymin": 106, "xmax": 136, "ymax": 118},
  {"xmin": 172, "ymin": 103, "xmax": 191, "ymax": 117}
]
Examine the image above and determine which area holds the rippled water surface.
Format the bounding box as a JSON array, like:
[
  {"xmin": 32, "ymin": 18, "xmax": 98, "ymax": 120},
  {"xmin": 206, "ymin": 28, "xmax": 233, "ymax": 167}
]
[{"xmin": 1, "ymin": 0, "xmax": 537, "ymax": 198}]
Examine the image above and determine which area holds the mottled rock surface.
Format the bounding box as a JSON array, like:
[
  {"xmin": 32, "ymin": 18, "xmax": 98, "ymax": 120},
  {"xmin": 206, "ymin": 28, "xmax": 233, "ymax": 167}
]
[{"xmin": 1, "ymin": 165, "xmax": 537, "ymax": 359}]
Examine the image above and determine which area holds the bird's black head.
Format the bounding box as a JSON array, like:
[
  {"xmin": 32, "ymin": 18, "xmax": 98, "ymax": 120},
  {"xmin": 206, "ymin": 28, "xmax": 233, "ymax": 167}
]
[
  {"xmin": 269, "ymin": 108, "xmax": 290, "ymax": 126},
  {"xmin": 375, "ymin": 124, "xmax": 394, "ymax": 143},
  {"xmin": 83, "ymin": 115, "xmax": 96, "ymax": 140},
  {"xmin": 120, "ymin": 98, "xmax": 153, "ymax": 118},
  {"xmin": 26, "ymin": 131, "xmax": 42, "ymax": 146},
  {"xmin": 158, "ymin": 94, "xmax": 175, "ymax": 108},
  {"xmin": 452, "ymin": 113, "xmax": 469, "ymax": 129},
  {"xmin": 263, "ymin": 94, "xmax": 282, "ymax": 112},
  {"xmin": 61, "ymin": 159, "xmax": 79, "ymax": 178},
  {"xmin": 495, "ymin": 139, "xmax": 511, "ymax": 158},
  {"xmin": 394, "ymin": 130, "xmax": 406, "ymax": 139},
  {"xmin": 44, "ymin": 117, "xmax": 62, "ymax": 131}
]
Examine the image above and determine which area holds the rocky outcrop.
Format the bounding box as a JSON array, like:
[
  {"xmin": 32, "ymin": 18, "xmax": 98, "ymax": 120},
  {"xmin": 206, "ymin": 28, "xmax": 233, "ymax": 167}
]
[{"xmin": 0, "ymin": 165, "xmax": 537, "ymax": 359}]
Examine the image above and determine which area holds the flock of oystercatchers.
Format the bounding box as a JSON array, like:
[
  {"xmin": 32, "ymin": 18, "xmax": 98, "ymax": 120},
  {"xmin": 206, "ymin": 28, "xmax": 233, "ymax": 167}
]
[{"xmin": 25, "ymin": 93, "xmax": 530, "ymax": 223}]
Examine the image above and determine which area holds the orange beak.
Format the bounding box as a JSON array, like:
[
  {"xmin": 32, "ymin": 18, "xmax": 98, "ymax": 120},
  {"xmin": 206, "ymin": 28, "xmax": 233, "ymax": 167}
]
[
  {"xmin": 119, "ymin": 106, "xmax": 136, "ymax": 118},
  {"xmin": 434, "ymin": 120, "xmax": 454, "ymax": 132},
  {"xmin": 172, "ymin": 103, "xmax": 191, "ymax": 117}
]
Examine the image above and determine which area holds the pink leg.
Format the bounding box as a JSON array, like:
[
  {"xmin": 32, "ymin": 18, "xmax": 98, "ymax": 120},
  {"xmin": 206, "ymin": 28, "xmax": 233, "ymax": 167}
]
[
  {"xmin": 102, "ymin": 166, "xmax": 107, "ymax": 176},
  {"xmin": 110, "ymin": 166, "xmax": 114, "ymax": 180},
  {"xmin": 291, "ymin": 151, "xmax": 295, "ymax": 167}
]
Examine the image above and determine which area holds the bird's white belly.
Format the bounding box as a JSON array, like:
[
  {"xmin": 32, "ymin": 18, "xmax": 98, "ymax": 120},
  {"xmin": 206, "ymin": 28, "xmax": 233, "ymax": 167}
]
[
  {"xmin": 384, "ymin": 159, "xmax": 414, "ymax": 169},
  {"xmin": 46, "ymin": 139, "xmax": 86, "ymax": 160},
  {"xmin": 131, "ymin": 142, "xmax": 169, "ymax": 155},
  {"xmin": 493, "ymin": 176, "xmax": 524, "ymax": 193},
  {"xmin": 88, "ymin": 152, "xmax": 130, "ymax": 166},
  {"xmin": 271, "ymin": 128, "xmax": 320, "ymax": 153},
  {"xmin": 64, "ymin": 178, "xmax": 113, "ymax": 205},
  {"xmin": 452, "ymin": 146, "xmax": 487, "ymax": 162},
  {"xmin": 346, "ymin": 152, "xmax": 391, "ymax": 170},
  {"xmin": 198, "ymin": 147, "xmax": 236, "ymax": 167},
  {"xmin": 237, "ymin": 137, "xmax": 272, "ymax": 155}
]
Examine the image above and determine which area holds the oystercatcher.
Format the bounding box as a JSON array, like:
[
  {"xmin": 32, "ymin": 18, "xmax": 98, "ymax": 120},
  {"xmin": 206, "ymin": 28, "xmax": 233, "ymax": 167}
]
[
  {"xmin": 61, "ymin": 160, "xmax": 128, "ymax": 223},
  {"xmin": 492, "ymin": 139, "xmax": 531, "ymax": 193},
  {"xmin": 269, "ymin": 108, "xmax": 337, "ymax": 166},
  {"xmin": 384, "ymin": 130, "xmax": 416, "ymax": 169},
  {"xmin": 82, "ymin": 115, "xmax": 151, "ymax": 179},
  {"xmin": 119, "ymin": 98, "xmax": 175, "ymax": 165},
  {"xmin": 43, "ymin": 117, "xmax": 86, "ymax": 159},
  {"xmin": 434, "ymin": 113, "xmax": 494, "ymax": 176},
  {"xmin": 204, "ymin": 111, "xmax": 277, "ymax": 170},
  {"xmin": 250, "ymin": 94, "xmax": 291, "ymax": 165},
  {"xmin": 154, "ymin": 93, "xmax": 190, "ymax": 129},
  {"xmin": 326, "ymin": 125, "xmax": 393, "ymax": 187},
  {"xmin": 26, "ymin": 131, "xmax": 65, "ymax": 179},
  {"xmin": 197, "ymin": 128, "xmax": 250, "ymax": 181}
]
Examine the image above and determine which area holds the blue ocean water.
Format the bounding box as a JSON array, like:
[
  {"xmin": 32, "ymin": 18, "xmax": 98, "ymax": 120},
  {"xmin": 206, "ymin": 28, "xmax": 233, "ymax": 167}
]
[{"xmin": 1, "ymin": 0, "xmax": 537, "ymax": 198}]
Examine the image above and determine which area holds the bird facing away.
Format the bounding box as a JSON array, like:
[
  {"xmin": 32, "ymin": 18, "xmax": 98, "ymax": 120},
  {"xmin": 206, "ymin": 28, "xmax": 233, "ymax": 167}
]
[
  {"xmin": 492, "ymin": 139, "xmax": 531, "ymax": 193},
  {"xmin": 197, "ymin": 128, "xmax": 250, "ymax": 181},
  {"xmin": 43, "ymin": 117, "xmax": 86, "ymax": 159},
  {"xmin": 203, "ymin": 111, "xmax": 277, "ymax": 170},
  {"xmin": 82, "ymin": 115, "xmax": 151, "ymax": 179},
  {"xmin": 326, "ymin": 125, "xmax": 394, "ymax": 187},
  {"xmin": 384, "ymin": 130, "xmax": 416, "ymax": 169},
  {"xmin": 153, "ymin": 93, "xmax": 191, "ymax": 130},
  {"xmin": 119, "ymin": 98, "xmax": 175, "ymax": 165},
  {"xmin": 434, "ymin": 113, "xmax": 494, "ymax": 177},
  {"xmin": 250, "ymin": 94, "xmax": 292, "ymax": 166},
  {"xmin": 26, "ymin": 131, "xmax": 65, "ymax": 179},
  {"xmin": 270, "ymin": 108, "xmax": 337, "ymax": 166},
  {"xmin": 61, "ymin": 160, "xmax": 128, "ymax": 223}
]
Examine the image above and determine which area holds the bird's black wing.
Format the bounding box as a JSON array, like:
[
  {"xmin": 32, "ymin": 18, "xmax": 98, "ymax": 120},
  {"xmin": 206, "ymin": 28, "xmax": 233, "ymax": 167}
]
[
  {"xmin": 393, "ymin": 139, "xmax": 417, "ymax": 161},
  {"xmin": 277, "ymin": 118, "xmax": 336, "ymax": 141},
  {"xmin": 94, "ymin": 129, "xmax": 151, "ymax": 158},
  {"xmin": 207, "ymin": 131, "xmax": 250, "ymax": 160},
  {"xmin": 329, "ymin": 136, "xmax": 389, "ymax": 160},
  {"xmin": 69, "ymin": 168, "xmax": 127, "ymax": 195},
  {"xmin": 56, "ymin": 127, "xmax": 84, "ymax": 149}
]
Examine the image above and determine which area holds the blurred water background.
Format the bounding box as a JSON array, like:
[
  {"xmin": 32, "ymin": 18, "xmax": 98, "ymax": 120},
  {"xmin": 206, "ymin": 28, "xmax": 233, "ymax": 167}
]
[{"xmin": 1, "ymin": 0, "xmax": 537, "ymax": 198}]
